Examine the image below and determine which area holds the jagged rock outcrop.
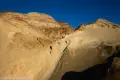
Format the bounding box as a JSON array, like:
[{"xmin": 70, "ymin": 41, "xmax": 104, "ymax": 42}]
[{"xmin": 0, "ymin": 12, "xmax": 120, "ymax": 80}]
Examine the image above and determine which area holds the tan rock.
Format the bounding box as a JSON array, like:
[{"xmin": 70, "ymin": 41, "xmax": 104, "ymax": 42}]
[
  {"xmin": 50, "ymin": 23, "xmax": 120, "ymax": 80},
  {"xmin": 0, "ymin": 12, "xmax": 120, "ymax": 80}
]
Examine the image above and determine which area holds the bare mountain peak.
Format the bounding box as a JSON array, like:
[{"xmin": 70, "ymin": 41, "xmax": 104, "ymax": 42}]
[
  {"xmin": 27, "ymin": 12, "xmax": 53, "ymax": 19},
  {"xmin": 96, "ymin": 18, "xmax": 108, "ymax": 22},
  {"xmin": 95, "ymin": 18, "xmax": 120, "ymax": 28},
  {"xmin": 76, "ymin": 18, "xmax": 120, "ymax": 31},
  {"xmin": 58, "ymin": 20, "xmax": 73, "ymax": 28}
]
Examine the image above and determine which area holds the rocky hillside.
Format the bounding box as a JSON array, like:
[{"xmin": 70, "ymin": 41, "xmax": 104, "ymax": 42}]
[
  {"xmin": 0, "ymin": 12, "xmax": 120, "ymax": 80},
  {"xmin": 76, "ymin": 19, "xmax": 120, "ymax": 31},
  {"xmin": 0, "ymin": 12, "xmax": 74, "ymax": 49}
]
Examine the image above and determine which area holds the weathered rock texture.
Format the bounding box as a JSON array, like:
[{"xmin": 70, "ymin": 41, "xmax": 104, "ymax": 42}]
[
  {"xmin": 107, "ymin": 57, "xmax": 120, "ymax": 80},
  {"xmin": 0, "ymin": 12, "xmax": 120, "ymax": 80}
]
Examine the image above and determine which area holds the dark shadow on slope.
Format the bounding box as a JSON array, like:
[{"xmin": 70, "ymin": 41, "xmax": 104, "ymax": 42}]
[{"xmin": 61, "ymin": 49, "xmax": 120, "ymax": 80}]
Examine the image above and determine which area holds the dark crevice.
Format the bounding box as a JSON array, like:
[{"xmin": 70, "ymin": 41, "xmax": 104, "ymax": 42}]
[
  {"xmin": 50, "ymin": 46, "xmax": 52, "ymax": 50},
  {"xmin": 37, "ymin": 38, "xmax": 44, "ymax": 47}
]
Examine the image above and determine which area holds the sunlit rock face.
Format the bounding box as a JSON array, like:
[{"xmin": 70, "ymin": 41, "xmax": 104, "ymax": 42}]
[
  {"xmin": 50, "ymin": 20, "xmax": 120, "ymax": 80},
  {"xmin": 0, "ymin": 12, "xmax": 120, "ymax": 80}
]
